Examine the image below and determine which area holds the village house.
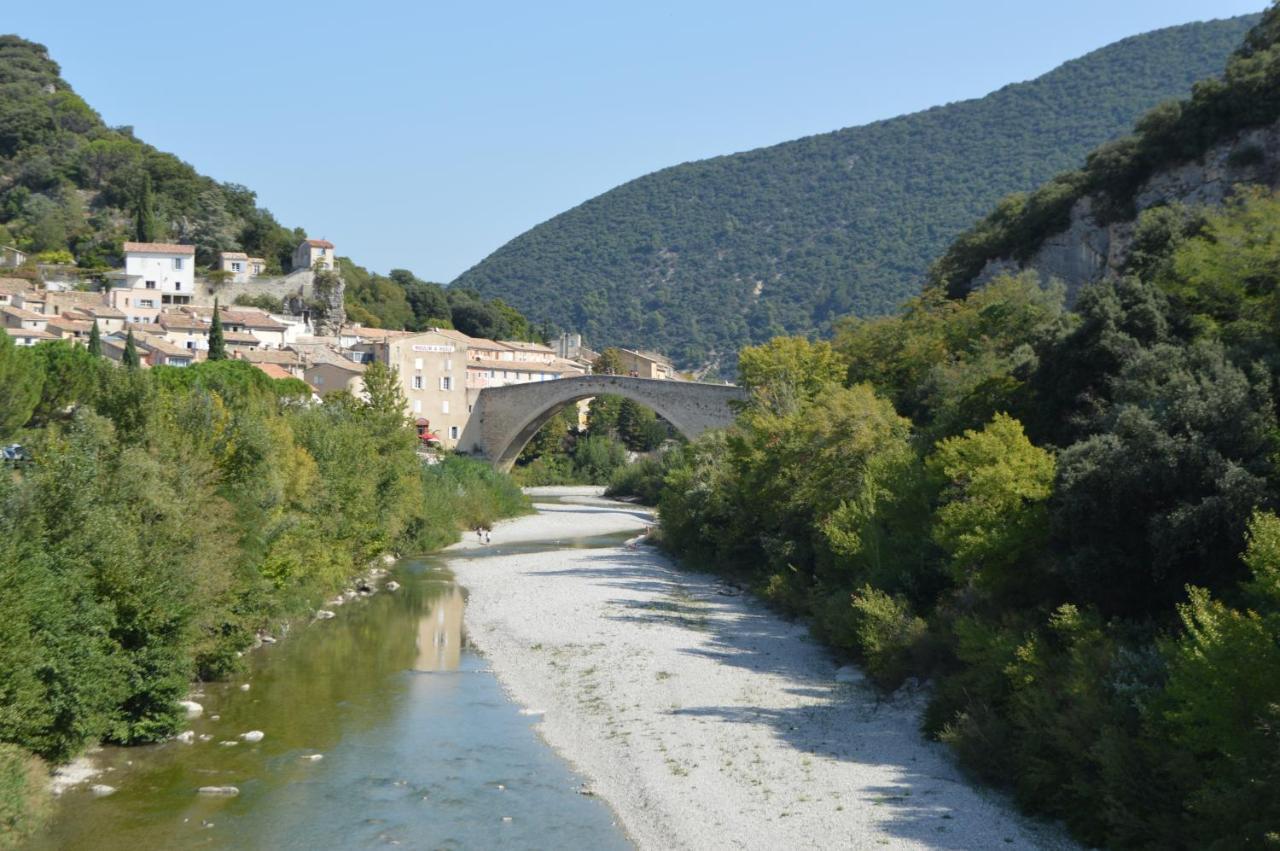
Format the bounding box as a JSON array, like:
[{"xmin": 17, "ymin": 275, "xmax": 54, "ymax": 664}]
[
  {"xmin": 75, "ymin": 304, "xmax": 127, "ymax": 335},
  {"xmin": 184, "ymin": 306, "xmax": 288, "ymax": 348},
  {"xmin": 12, "ymin": 291, "xmax": 46, "ymax": 315},
  {"xmin": 0, "ymin": 246, "xmax": 28, "ymax": 268},
  {"xmin": 156, "ymin": 311, "xmax": 208, "ymax": 350},
  {"xmin": 292, "ymin": 238, "xmax": 335, "ymax": 272},
  {"xmin": 43, "ymin": 289, "xmax": 108, "ymax": 318},
  {"xmin": 2, "ymin": 306, "xmax": 48, "ymax": 334},
  {"xmin": 614, "ymin": 347, "xmax": 677, "ymax": 380},
  {"xmin": 366, "ymin": 329, "xmax": 469, "ymax": 446},
  {"xmin": 45, "ymin": 316, "xmax": 94, "ymax": 343},
  {"xmin": 300, "ymin": 346, "xmax": 366, "ymax": 399},
  {"xmin": 234, "ymin": 348, "xmax": 306, "ymax": 379},
  {"xmin": 217, "ymin": 251, "xmax": 268, "ymax": 283},
  {"xmin": 0, "ymin": 279, "xmax": 32, "ymax": 308},
  {"xmin": 116, "ymin": 242, "xmax": 196, "ymax": 307},
  {"xmin": 134, "ymin": 330, "xmax": 195, "ymax": 367},
  {"xmin": 3, "ymin": 327, "xmax": 54, "ymax": 346}
]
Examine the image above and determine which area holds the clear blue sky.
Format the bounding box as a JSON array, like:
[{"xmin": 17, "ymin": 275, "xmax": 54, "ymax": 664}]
[{"xmin": 9, "ymin": 0, "xmax": 1265, "ymax": 281}]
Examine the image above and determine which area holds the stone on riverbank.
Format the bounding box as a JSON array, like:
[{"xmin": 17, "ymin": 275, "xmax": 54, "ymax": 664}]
[
  {"xmin": 240, "ymin": 730, "xmax": 265, "ymax": 743},
  {"xmin": 198, "ymin": 786, "xmax": 239, "ymax": 796},
  {"xmin": 90, "ymin": 784, "xmax": 116, "ymax": 796},
  {"xmin": 315, "ymin": 610, "xmax": 336, "ymax": 620},
  {"xmin": 178, "ymin": 700, "xmax": 203, "ymax": 719}
]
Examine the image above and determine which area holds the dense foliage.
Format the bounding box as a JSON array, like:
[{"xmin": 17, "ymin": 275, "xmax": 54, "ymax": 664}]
[
  {"xmin": 453, "ymin": 16, "xmax": 1256, "ymax": 370},
  {"xmin": 933, "ymin": 4, "xmax": 1280, "ymax": 297},
  {"xmin": 0, "ymin": 348, "xmax": 526, "ymax": 835},
  {"xmin": 339, "ymin": 258, "xmax": 547, "ymax": 341},
  {"xmin": 653, "ymin": 186, "xmax": 1280, "ymax": 846},
  {"xmin": 0, "ymin": 36, "xmax": 305, "ymax": 270}
]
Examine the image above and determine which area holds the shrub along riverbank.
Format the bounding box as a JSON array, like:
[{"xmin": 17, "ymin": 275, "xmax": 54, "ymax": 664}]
[
  {"xmin": 650, "ymin": 190, "xmax": 1280, "ymax": 851},
  {"xmin": 0, "ymin": 350, "xmax": 526, "ymax": 847}
]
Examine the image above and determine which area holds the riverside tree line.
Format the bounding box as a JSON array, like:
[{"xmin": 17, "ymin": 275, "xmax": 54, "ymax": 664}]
[
  {"xmin": 0, "ymin": 346, "xmax": 526, "ymax": 845},
  {"xmin": 616, "ymin": 188, "xmax": 1280, "ymax": 849}
]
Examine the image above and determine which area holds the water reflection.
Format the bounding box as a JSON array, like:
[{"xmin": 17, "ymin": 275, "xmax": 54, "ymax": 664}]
[
  {"xmin": 33, "ymin": 557, "xmax": 632, "ymax": 851},
  {"xmin": 415, "ymin": 584, "xmax": 464, "ymax": 671}
]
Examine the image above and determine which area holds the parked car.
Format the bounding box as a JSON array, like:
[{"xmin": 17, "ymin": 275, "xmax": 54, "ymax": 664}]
[{"xmin": 2, "ymin": 444, "xmax": 30, "ymax": 463}]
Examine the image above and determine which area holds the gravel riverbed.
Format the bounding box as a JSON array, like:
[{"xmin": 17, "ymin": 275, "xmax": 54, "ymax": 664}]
[{"xmin": 447, "ymin": 486, "xmax": 1074, "ymax": 850}]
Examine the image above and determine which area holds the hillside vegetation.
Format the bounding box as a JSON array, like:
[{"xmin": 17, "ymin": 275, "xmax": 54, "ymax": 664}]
[
  {"xmin": 453, "ymin": 15, "xmax": 1258, "ymax": 370},
  {"xmin": 639, "ymin": 9, "xmax": 1280, "ymax": 847},
  {"xmin": 0, "ymin": 36, "xmax": 304, "ymax": 271},
  {"xmin": 932, "ymin": 4, "xmax": 1280, "ymax": 296}
]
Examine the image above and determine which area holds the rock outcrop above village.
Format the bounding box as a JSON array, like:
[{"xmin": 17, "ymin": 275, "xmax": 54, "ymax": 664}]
[{"xmin": 971, "ymin": 117, "xmax": 1280, "ymax": 300}]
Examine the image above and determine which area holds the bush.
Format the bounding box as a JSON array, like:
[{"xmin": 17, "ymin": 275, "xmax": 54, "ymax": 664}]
[
  {"xmin": 0, "ymin": 744, "xmax": 49, "ymax": 848},
  {"xmin": 815, "ymin": 585, "xmax": 927, "ymax": 689},
  {"xmin": 605, "ymin": 450, "xmax": 680, "ymax": 505}
]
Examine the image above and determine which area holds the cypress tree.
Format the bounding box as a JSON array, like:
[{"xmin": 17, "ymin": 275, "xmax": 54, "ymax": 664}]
[
  {"xmin": 122, "ymin": 330, "xmax": 140, "ymax": 370},
  {"xmin": 207, "ymin": 300, "xmax": 227, "ymax": 361},
  {"xmin": 87, "ymin": 320, "xmax": 101, "ymax": 357},
  {"xmin": 132, "ymin": 173, "xmax": 158, "ymax": 243}
]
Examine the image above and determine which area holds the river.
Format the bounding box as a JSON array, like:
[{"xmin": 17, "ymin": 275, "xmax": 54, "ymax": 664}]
[{"xmin": 32, "ymin": 528, "xmax": 635, "ymax": 850}]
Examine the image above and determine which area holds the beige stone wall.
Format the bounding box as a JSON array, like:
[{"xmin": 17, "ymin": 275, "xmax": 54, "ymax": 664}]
[{"xmin": 380, "ymin": 330, "xmax": 470, "ymax": 447}]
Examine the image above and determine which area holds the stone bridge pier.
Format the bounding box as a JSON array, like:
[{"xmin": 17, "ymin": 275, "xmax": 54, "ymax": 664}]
[{"xmin": 459, "ymin": 375, "xmax": 747, "ymax": 471}]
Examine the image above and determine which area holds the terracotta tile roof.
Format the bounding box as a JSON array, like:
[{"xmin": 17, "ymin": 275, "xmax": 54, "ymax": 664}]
[
  {"xmin": 2, "ymin": 326, "xmax": 53, "ymax": 340},
  {"xmin": 467, "ymin": 357, "xmax": 575, "ymax": 374},
  {"xmin": 500, "ymin": 339, "xmax": 555, "ymax": 352},
  {"xmin": 302, "ymin": 239, "xmax": 334, "ymax": 249},
  {"xmin": 0, "ymin": 278, "xmax": 34, "ymax": 295},
  {"xmin": 158, "ymin": 314, "xmax": 206, "ymax": 331},
  {"xmin": 85, "ymin": 305, "xmax": 125, "ymax": 318},
  {"xmin": 2, "ymin": 306, "xmax": 46, "ymax": 321},
  {"xmin": 139, "ymin": 336, "xmax": 193, "ymax": 358},
  {"xmin": 253, "ymin": 363, "xmax": 295, "ymax": 381},
  {"xmin": 122, "ymin": 242, "xmax": 196, "ymax": 255},
  {"xmin": 223, "ymin": 330, "xmax": 260, "ymax": 344},
  {"xmin": 236, "ymin": 349, "xmax": 301, "ymax": 366},
  {"xmin": 46, "ymin": 318, "xmax": 93, "ymax": 334}
]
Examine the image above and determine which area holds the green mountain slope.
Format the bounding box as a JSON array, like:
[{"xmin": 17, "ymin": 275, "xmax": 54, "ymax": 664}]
[{"xmin": 453, "ymin": 14, "xmax": 1260, "ymax": 369}]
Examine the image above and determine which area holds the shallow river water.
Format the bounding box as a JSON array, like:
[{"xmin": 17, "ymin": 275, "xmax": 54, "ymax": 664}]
[{"xmin": 33, "ymin": 541, "xmax": 634, "ymax": 850}]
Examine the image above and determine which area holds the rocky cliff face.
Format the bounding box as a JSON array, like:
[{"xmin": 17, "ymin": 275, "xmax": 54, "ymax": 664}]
[{"xmin": 973, "ymin": 117, "xmax": 1280, "ymax": 300}]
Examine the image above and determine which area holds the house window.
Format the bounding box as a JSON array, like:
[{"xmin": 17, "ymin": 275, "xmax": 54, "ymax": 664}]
[
  {"xmin": 449, "ymin": 426, "xmax": 459, "ymax": 439},
  {"xmin": 174, "ymin": 258, "xmax": 184, "ymax": 270},
  {"xmin": 441, "ymin": 400, "xmax": 449, "ymax": 414},
  {"xmin": 145, "ymin": 280, "xmax": 156, "ymax": 290},
  {"xmin": 139, "ymin": 300, "xmax": 153, "ymax": 308},
  {"xmin": 445, "ymin": 358, "xmax": 452, "ymax": 370},
  {"xmin": 413, "ymin": 400, "xmax": 422, "ymax": 413},
  {"xmin": 231, "ymin": 262, "xmax": 242, "ymax": 272},
  {"xmin": 412, "ymin": 375, "xmax": 423, "ymax": 390},
  {"xmin": 440, "ymin": 376, "xmax": 451, "ymax": 391},
  {"xmin": 414, "ymin": 358, "xmax": 423, "ymax": 370}
]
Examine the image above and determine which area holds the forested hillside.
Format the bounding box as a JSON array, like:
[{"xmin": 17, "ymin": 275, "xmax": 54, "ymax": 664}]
[
  {"xmin": 454, "ymin": 15, "xmax": 1258, "ymax": 370},
  {"xmin": 630, "ymin": 8, "xmax": 1280, "ymax": 846}
]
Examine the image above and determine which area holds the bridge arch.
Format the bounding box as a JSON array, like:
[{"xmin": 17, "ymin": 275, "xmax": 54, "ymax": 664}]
[{"xmin": 459, "ymin": 375, "xmax": 747, "ymax": 471}]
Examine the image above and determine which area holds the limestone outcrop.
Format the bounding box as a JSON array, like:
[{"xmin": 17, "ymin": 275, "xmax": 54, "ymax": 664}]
[{"xmin": 972, "ymin": 117, "xmax": 1280, "ymax": 301}]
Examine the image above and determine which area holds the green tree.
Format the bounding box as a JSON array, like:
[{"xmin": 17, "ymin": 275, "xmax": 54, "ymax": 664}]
[
  {"xmin": 592, "ymin": 348, "xmax": 624, "ymax": 375},
  {"xmin": 927, "ymin": 413, "xmax": 1055, "ymax": 598},
  {"xmin": 361, "ymin": 360, "xmax": 406, "ymax": 420},
  {"xmin": 87, "ymin": 320, "xmax": 101, "ymax": 357},
  {"xmin": 131, "ymin": 172, "xmax": 159, "ymax": 243},
  {"xmin": 737, "ymin": 336, "xmax": 846, "ymax": 414},
  {"xmin": 28, "ymin": 341, "xmax": 100, "ymax": 427},
  {"xmin": 207, "ymin": 301, "xmax": 226, "ymax": 361},
  {"xmin": 122, "ymin": 330, "xmax": 139, "ymax": 370},
  {"xmin": 0, "ymin": 330, "xmax": 42, "ymax": 437}
]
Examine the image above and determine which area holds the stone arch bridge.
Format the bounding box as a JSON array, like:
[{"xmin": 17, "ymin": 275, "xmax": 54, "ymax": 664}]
[{"xmin": 460, "ymin": 375, "xmax": 747, "ymax": 471}]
